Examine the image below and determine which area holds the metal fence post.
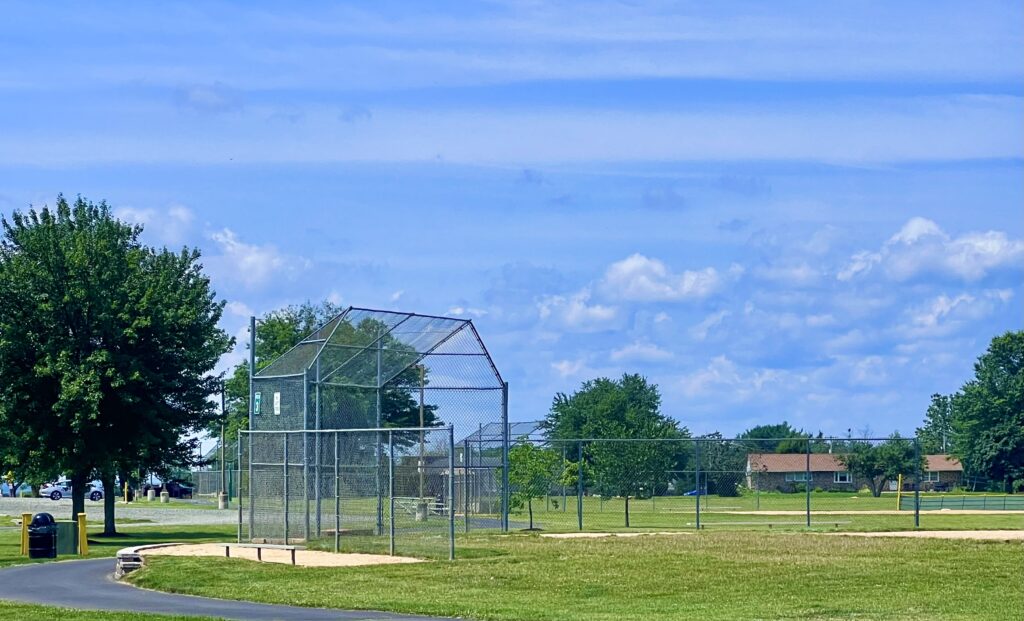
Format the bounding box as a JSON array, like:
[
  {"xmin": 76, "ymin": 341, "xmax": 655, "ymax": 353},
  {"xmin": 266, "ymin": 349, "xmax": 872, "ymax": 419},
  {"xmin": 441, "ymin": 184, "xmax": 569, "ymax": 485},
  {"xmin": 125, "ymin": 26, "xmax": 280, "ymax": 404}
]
[
  {"xmin": 334, "ymin": 431, "xmax": 340, "ymax": 553},
  {"xmin": 914, "ymin": 437, "xmax": 921, "ymax": 529},
  {"xmin": 247, "ymin": 432, "xmax": 254, "ymax": 538},
  {"xmin": 805, "ymin": 438, "xmax": 811, "ymax": 528},
  {"xmin": 388, "ymin": 431, "xmax": 395, "ymax": 556},
  {"xmin": 448, "ymin": 426, "xmax": 456, "ymax": 561},
  {"xmin": 501, "ymin": 382, "xmax": 510, "ymax": 533},
  {"xmin": 302, "ymin": 375, "xmax": 310, "ymax": 542},
  {"xmin": 463, "ymin": 438, "xmax": 470, "ymax": 533},
  {"xmin": 237, "ymin": 434, "xmax": 243, "ymax": 543},
  {"xmin": 577, "ymin": 441, "xmax": 584, "ymax": 531},
  {"xmin": 283, "ymin": 432, "xmax": 290, "ymax": 545},
  {"xmin": 695, "ymin": 439, "xmax": 701, "ymax": 530}
]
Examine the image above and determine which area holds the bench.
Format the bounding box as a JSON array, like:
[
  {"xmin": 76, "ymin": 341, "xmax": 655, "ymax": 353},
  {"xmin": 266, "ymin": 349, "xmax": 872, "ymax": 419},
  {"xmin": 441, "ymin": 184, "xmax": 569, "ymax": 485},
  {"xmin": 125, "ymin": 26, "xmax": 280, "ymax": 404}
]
[{"xmin": 221, "ymin": 543, "xmax": 305, "ymax": 565}]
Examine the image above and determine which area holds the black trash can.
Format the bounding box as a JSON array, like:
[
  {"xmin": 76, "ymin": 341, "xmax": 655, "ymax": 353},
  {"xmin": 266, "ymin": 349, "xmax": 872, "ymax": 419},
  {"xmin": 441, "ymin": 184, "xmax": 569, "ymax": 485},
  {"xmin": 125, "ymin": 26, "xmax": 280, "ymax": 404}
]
[{"xmin": 28, "ymin": 513, "xmax": 57, "ymax": 559}]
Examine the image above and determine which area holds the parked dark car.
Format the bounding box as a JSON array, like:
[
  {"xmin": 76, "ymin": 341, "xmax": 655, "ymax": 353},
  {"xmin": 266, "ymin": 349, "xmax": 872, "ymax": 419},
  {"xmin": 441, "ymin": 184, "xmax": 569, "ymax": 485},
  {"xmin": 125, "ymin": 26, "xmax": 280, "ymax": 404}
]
[{"xmin": 143, "ymin": 479, "xmax": 194, "ymax": 499}]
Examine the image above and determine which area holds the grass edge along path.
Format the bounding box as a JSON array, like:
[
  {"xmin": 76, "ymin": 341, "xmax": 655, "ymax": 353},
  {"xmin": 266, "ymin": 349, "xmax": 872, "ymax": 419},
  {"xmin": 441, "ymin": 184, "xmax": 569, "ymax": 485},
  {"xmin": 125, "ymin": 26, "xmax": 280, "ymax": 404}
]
[
  {"xmin": 129, "ymin": 531, "xmax": 1024, "ymax": 621},
  {"xmin": 0, "ymin": 601, "xmax": 218, "ymax": 621}
]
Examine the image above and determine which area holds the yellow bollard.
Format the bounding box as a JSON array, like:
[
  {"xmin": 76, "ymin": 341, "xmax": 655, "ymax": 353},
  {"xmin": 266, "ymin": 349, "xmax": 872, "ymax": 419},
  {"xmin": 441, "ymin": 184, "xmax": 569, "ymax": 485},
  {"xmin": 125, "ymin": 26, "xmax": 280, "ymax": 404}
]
[
  {"xmin": 77, "ymin": 512, "xmax": 88, "ymax": 556},
  {"xmin": 20, "ymin": 512, "xmax": 31, "ymax": 556},
  {"xmin": 124, "ymin": 481, "xmax": 130, "ymax": 503},
  {"xmin": 896, "ymin": 474, "xmax": 903, "ymax": 511}
]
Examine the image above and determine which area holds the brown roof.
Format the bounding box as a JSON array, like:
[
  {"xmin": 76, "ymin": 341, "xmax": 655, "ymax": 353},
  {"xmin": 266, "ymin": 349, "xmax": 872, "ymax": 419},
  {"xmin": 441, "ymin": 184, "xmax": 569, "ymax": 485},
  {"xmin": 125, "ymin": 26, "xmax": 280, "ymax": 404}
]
[
  {"xmin": 747, "ymin": 453, "xmax": 845, "ymax": 473},
  {"xmin": 746, "ymin": 453, "xmax": 963, "ymax": 473},
  {"xmin": 925, "ymin": 455, "xmax": 962, "ymax": 472}
]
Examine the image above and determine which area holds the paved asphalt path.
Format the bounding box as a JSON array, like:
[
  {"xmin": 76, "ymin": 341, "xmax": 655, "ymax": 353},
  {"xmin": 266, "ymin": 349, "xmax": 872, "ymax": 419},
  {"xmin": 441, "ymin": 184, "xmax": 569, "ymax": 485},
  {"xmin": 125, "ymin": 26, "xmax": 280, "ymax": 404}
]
[{"xmin": 0, "ymin": 558, "xmax": 451, "ymax": 621}]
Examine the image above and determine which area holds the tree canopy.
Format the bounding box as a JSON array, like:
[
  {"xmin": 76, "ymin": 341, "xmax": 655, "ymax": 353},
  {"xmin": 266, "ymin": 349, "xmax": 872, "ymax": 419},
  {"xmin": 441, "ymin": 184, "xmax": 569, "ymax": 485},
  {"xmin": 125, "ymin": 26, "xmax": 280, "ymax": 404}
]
[
  {"xmin": 542, "ymin": 374, "xmax": 688, "ymax": 526},
  {"xmin": 0, "ymin": 196, "xmax": 230, "ymax": 528},
  {"xmin": 837, "ymin": 435, "xmax": 921, "ymax": 497},
  {"xmin": 508, "ymin": 439, "xmax": 563, "ymax": 530},
  {"xmin": 917, "ymin": 394, "xmax": 954, "ymax": 455},
  {"xmin": 737, "ymin": 422, "xmax": 809, "ymax": 453},
  {"xmin": 950, "ymin": 331, "xmax": 1024, "ymax": 493}
]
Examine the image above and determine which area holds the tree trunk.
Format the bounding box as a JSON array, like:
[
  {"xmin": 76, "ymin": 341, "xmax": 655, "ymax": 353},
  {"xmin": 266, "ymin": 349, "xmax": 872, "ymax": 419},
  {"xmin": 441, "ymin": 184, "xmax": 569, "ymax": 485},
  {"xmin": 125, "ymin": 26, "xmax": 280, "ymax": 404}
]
[
  {"xmin": 101, "ymin": 472, "xmax": 117, "ymax": 535},
  {"xmin": 870, "ymin": 478, "xmax": 884, "ymax": 498},
  {"xmin": 1006, "ymin": 477, "xmax": 1014, "ymax": 494},
  {"xmin": 528, "ymin": 498, "xmax": 533, "ymax": 530},
  {"xmin": 70, "ymin": 472, "xmax": 87, "ymax": 523},
  {"xmin": 625, "ymin": 495, "xmax": 630, "ymax": 527}
]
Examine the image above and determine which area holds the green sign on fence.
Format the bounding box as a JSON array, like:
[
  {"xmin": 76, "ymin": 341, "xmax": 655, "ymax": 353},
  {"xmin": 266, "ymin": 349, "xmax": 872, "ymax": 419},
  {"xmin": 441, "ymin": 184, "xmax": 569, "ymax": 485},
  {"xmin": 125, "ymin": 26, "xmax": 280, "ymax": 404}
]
[{"xmin": 253, "ymin": 392, "xmax": 261, "ymax": 416}]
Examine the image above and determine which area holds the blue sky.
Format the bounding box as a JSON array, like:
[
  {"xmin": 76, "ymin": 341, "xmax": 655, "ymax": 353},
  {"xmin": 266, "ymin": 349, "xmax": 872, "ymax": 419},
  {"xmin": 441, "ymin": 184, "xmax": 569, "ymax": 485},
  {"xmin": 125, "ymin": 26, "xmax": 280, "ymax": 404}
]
[{"xmin": 1, "ymin": 2, "xmax": 1022, "ymax": 439}]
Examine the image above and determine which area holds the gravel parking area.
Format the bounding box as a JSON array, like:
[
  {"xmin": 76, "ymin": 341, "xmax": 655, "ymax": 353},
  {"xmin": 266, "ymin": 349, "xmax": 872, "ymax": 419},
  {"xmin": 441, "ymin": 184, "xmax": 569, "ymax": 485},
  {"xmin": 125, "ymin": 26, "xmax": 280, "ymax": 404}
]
[{"xmin": 0, "ymin": 497, "xmax": 239, "ymax": 526}]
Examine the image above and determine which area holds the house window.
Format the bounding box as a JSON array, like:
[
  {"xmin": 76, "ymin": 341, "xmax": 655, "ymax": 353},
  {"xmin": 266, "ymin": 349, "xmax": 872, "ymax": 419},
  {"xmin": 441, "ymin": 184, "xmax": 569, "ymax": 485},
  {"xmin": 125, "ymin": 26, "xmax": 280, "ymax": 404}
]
[
  {"xmin": 834, "ymin": 472, "xmax": 852, "ymax": 484},
  {"xmin": 784, "ymin": 472, "xmax": 809, "ymax": 482},
  {"xmin": 923, "ymin": 471, "xmax": 940, "ymax": 482}
]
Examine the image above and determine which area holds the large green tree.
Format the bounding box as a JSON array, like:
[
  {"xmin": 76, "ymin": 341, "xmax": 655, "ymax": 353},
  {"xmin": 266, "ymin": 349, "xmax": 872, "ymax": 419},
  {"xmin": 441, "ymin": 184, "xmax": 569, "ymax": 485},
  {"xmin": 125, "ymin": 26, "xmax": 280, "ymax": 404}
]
[
  {"xmin": 917, "ymin": 394, "xmax": 955, "ymax": 455},
  {"xmin": 0, "ymin": 196, "xmax": 231, "ymax": 532},
  {"xmin": 542, "ymin": 374, "xmax": 688, "ymax": 526},
  {"xmin": 950, "ymin": 331, "xmax": 1024, "ymax": 493},
  {"xmin": 837, "ymin": 434, "xmax": 922, "ymax": 497}
]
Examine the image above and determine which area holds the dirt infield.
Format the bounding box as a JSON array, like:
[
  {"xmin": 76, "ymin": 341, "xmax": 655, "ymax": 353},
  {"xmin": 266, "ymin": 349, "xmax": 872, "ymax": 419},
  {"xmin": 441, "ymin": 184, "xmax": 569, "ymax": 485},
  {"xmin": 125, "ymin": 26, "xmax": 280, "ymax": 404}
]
[
  {"xmin": 826, "ymin": 530, "xmax": 1024, "ymax": 540},
  {"xmin": 141, "ymin": 543, "xmax": 425, "ymax": 567},
  {"xmin": 540, "ymin": 532, "xmax": 691, "ymax": 539}
]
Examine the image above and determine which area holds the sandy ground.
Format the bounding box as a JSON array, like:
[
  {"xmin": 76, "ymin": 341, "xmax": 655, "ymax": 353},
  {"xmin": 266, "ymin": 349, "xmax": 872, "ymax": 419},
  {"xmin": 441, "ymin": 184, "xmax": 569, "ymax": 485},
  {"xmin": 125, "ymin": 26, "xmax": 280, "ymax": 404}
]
[
  {"xmin": 720, "ymin": 509, "xmax": 1024, "ymax": 516},
  {"xmin": 141, "ymin": 543, "xmax": 424, "ymax": 567},
  {"xmin": 825, "ymin": 530, "xmax": 1024, "ymax": 540},
  {"xmin": 540, "ymin": 531, "xmax": 691, "ymax": 539}
]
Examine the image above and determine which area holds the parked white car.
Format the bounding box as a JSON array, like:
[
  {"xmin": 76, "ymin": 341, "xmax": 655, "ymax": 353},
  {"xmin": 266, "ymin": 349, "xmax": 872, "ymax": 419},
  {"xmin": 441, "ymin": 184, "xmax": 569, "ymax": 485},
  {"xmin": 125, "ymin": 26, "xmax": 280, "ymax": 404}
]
[{"xmin": 39, "ymin": 481, "xmax": 103, "ymax": 501}]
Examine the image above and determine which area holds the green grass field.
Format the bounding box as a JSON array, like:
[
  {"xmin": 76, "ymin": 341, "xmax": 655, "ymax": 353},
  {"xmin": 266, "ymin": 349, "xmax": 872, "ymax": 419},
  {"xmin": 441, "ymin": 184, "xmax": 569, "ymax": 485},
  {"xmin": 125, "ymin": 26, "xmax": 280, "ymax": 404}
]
[
  {"xmin": 0, "ymin": 523, "xmax": 236, "ymax": 569},
  {"xmin": 129, "ymin": 530, "xmax": 1024, "ymax": 621}
]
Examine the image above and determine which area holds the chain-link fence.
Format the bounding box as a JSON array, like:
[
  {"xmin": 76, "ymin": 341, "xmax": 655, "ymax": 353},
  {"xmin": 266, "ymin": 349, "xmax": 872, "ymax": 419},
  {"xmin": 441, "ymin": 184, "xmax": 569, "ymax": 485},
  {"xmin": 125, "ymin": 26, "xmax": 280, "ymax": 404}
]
[
  {"xmin": 189, "ymin": 469, "xmax": 236, "ymax": 499},
  {"xmin": 240, "ymin": 427, "xmax": 459, "ymax": 559},
  {"xmin": 505, "ymin": 436, "xmax": 939, "ymax": 531}
]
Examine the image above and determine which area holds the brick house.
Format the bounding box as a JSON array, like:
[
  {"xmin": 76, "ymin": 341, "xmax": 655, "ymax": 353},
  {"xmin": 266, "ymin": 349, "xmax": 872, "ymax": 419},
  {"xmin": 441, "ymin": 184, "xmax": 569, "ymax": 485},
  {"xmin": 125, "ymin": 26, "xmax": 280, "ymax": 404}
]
[
  {"xmin": 745, "ymin": 453, "xmax": 963, "ymax": 493},
  {"xmin": 919, "ymin": 455, "xmax": 963, "ymax": 491}
]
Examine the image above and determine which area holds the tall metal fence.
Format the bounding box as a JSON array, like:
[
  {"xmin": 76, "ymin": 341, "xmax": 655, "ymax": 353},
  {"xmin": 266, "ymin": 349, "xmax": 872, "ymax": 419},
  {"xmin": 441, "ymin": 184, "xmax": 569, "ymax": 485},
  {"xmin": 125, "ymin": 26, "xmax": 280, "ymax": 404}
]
[
  {"xmin": 506, "ymin": 436, "xmax": 932, "ymax": 531},
  {"xmin": 190, "ymin": 469, "xmax": 237, "ymax": 499},
  {"xmin": 239, "ymin": 427, "xmax": 470, "ymax": 560}
]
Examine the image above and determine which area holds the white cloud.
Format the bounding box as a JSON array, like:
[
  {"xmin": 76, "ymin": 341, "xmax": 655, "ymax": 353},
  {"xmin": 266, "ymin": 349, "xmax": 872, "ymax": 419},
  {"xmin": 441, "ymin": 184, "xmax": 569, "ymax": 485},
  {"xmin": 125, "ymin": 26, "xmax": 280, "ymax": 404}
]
[
  {"xmin": 225, "ymin": 301, "xmax": 254, "ymax": 318},
  {"xmin": 208, "ymin": 228, "xmax": 290, "ymax": 288},
  {"xmin": 805, "ymin": 313, "xmax": 837, "ymax": 328},
  {"xmin": 390, "ymin": 290, "xmax": 404, "ymax": 303},
  {"xmin": 905, "ymin": 289, "xmax": 1012, "ymax": 337},
  {"xmin": 752, "ymin": 262, "xmax": 820, "ymax": 286},
  {"xmin": 115, "ymin": 204, "xmax": 194, "ymax": 245},
  {"xmin": 689, "ymin": 310, "xmax": 730, "ymax": 341},
  {"xmin": 654, "ymin": 312, "xmax": 671, "ymax": 323},
  {"xmin": 447, "ymin": 306, "xmax": 488, "ymax": 318},
  {"xmin": 326, "ymin": 291, "xmax": 344, "ymax": 305},
  {"xmin": 537, "ymin": 289, "xmax": 619, "ymax": 332},
  {"xmin": 678, "ymin": 355, "xmax": 790, "ymax": 398},
  {"xmin": 551, "ymin": 358, "xmax": 586, "ymax": 378},
  {"xmin": 600, "ymin": 254, "xmax": 719, "ymax": 301},
  {"xmin": 609, "ymin": 341, "xmax": 674, "ymax": 363},
  {"xmin": 839, "ymin": 218, "xmax": 1024, "ymax": 282}
]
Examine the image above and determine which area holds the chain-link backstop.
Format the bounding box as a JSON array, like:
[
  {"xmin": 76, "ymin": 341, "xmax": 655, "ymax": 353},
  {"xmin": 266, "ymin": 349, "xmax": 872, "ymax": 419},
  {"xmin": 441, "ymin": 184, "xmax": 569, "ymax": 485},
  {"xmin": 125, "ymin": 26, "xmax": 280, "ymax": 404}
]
[{"xmin": 239, "ymin": 307, "xmax": 509, "ymax": 558}]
